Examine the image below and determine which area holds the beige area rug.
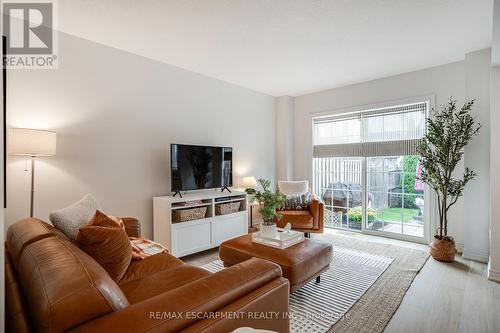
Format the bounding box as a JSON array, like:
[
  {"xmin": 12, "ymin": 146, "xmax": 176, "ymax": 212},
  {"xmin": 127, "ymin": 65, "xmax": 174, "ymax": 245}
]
[
  {"xmin": 319, "ymin": 232, "xmax": 430, "ymax": 333},
  {"xmin": 183, "ymin": 232, "xmax": 429, "ymax": 333}
]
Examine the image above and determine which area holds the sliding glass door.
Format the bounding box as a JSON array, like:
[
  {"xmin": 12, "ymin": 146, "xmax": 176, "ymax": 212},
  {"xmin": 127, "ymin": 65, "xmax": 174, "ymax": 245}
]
[
  {"xmin": 312, "ymin": 101, "xmax": 429, "ymax": 242},
  {"xmin": 365, "ymin": 155, "xmax": 424, "ymax": 238},
  {"xmin": 314, "ymin": 157, "xmax": 363, "ymax": 230}
]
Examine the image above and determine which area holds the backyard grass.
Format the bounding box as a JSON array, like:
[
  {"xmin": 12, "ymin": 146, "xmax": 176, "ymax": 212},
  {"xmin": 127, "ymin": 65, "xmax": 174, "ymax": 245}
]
[{"xmin": 378, "ymin": 207, "xmax": 420, "ymax": 222}]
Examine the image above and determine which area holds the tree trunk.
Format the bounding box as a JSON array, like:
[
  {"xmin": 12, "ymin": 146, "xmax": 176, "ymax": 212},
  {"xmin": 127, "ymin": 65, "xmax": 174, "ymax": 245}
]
[{"xmin": 442, "ymin": 196, "xmax": 448, "ymax": 237}]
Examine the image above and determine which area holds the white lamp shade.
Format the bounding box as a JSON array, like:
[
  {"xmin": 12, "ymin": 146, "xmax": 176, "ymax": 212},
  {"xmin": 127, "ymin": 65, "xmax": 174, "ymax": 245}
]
[
  {"xmin": 9, "ymin": 128, "xmax": 57, "ymax": 156},
  {"xmin": 242, "ymin": 176, "xmax": 258, "ymax": 189}
]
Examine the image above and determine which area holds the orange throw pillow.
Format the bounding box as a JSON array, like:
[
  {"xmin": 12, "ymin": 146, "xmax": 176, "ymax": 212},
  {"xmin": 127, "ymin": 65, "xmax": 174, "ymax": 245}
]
[{"xmin": 75, "ymin": 210, "xmax": 132, "ymax": 282}]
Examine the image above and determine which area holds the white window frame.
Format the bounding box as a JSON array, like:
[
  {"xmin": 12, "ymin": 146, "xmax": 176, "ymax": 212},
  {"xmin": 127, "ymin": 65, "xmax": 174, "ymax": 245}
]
[{"xmin": 310, "ymin": 95, "xmax": 436, "ymax": 244}]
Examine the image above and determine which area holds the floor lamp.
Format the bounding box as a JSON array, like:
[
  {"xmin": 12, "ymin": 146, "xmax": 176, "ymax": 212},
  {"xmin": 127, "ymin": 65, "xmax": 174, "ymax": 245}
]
[{"xmin": 9, "ymin": 128, "xmax": 57, "ymax": 217}]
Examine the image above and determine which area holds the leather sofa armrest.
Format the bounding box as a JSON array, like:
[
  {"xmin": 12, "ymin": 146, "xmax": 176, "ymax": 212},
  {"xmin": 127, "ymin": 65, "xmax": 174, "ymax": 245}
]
[
  {"xmin": 120, "ymin": 217, "xmax": 141, "ymax": 237},
  {"xmin": 68, "ymin": 258, "xmax": 285, "ymax": 333},
  {"xmin": 310, "ymin": 200, "xmax": 324, "ymax": 232}
]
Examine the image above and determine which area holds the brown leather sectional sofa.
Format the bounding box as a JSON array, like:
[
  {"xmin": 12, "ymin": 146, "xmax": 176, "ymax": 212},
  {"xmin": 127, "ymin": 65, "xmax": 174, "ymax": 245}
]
[{"xmin": 5, "ymin": 218, "xmax": 290, "ymax": 333}]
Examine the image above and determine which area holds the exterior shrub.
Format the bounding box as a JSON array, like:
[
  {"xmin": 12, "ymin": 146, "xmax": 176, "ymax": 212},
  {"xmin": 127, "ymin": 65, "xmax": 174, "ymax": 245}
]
[
  {"xmin": 347, "ymin": 207, "xmax": 376, "ymax": 222},
  {"xmin": 398, "ymin": 155, "xmax": 421, "ymax": 208}
]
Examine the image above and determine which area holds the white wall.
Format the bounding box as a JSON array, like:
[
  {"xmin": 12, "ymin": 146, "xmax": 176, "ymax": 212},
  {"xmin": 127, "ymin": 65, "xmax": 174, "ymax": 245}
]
[
  {"xmin": 294, "ymin": 61, "xmax": 467, "ymax": 246},
  {"xmin": 489, "ymin": 0, "xmax": 500, "ymax": 282},
  {"xmin": 490, "ymin": 65, "xmax": 500, "ymax": 281},
  {"xmin": 463, "ymin": 49, "xmax": 491, "ymax": 263},
  {"xmin": 5, "ymin": 32, "xmax": 276, "ymax": 238},
  {"xmin": 493, "ymin": 0, "xmax": 500, "ymax": 67},
  {"xmin": 275, "ymin": 96, "xmax": 294, "ymax": 182}
]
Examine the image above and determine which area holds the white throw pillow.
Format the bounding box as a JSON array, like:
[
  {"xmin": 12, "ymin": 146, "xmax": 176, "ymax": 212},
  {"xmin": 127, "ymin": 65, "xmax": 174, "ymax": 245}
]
[
  {"xmin": 278, "ymin": 180, "xmax": 309, "ymax": 196},
  {"xmin": 49, "ymin": 194, "xmax": 102, "ymax": 240}
]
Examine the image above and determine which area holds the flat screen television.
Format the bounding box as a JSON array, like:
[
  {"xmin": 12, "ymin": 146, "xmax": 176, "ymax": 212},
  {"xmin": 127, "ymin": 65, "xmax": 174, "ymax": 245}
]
[{"xmin": 171, "ymin": 144, "xmax": 233, "ymax": 193}]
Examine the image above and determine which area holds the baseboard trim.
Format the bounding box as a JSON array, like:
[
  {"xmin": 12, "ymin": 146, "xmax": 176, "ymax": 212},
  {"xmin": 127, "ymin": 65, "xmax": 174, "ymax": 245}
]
[
  {"xmin": 462, "ymin": 248, "xmax": 489, "ymax": 263},
  {"xmin": 488, "ymin": 260, "xmax": 500, "ymax": 283}
]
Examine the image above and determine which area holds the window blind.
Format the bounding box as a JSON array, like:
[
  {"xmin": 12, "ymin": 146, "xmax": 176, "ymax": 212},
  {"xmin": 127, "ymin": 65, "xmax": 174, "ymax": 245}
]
[{"xmin": 313, "ymin": 102, "xmax": 428, "ymax": 158}]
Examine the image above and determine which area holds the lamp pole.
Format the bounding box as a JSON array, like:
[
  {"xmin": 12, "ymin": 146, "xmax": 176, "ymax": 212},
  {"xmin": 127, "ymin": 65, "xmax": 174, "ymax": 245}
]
[{"xmin": 30, "ymin": 156, "xmax": 35, "ymax": 217}]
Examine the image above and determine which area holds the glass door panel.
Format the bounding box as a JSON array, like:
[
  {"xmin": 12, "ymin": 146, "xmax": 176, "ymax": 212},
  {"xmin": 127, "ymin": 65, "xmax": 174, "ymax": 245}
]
[
  {"xmin": 366, "ymin": 155, "xmax": 424, "ymax": 239},
  {"xmin": 314, "ymin": 154, "xmax": 425, "ymax": 240},
  {"xmin": 314, "ymin": 157, "xmax": 363, "ymax": 231}
]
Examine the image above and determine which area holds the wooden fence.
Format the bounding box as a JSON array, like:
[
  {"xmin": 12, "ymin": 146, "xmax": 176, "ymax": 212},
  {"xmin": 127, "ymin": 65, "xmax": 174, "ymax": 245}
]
[{"xmin": 313, "ymin": 157, "xmax": 362, "ymax": 199}]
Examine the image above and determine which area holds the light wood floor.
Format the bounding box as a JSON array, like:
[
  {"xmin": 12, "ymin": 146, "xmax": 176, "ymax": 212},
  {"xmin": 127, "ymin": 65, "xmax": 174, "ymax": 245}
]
[
  {"xmin": 320, "ymin": 229, "xmax": 500, "ymax": 333},
  {"xmin": 184, "ymin": 229, "xmax": 500, "ymax": 333}
]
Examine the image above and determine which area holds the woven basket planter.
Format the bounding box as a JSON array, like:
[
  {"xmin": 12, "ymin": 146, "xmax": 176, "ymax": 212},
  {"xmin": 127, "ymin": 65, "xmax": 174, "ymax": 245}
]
[
  {"xmin": 216, "ymin": 202, "xmax": 241, "ymax": 216},
  {"xmin": 430, "ymin": 236, "xmax": 456, "ymax": 262},
  {"xmin": 172, "ymin": 206, "xmax": 207, "ymax": 223}
]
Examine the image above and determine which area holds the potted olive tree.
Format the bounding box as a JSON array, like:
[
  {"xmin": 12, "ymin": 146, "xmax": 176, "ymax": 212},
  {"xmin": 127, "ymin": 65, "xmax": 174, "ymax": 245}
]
[
  {"xmin": 416, "ymin": 99, "xmax": 480, "ymax": 262},
  {"xmin": 254, "ymin": 178, "xmax": 285, "ymax": 238}
]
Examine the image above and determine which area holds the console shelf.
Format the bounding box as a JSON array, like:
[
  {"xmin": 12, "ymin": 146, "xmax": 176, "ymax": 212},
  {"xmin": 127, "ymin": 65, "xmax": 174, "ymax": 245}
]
[{"xmin": 153, "ymin": 190, "xmax": 248, "ymax": 257}]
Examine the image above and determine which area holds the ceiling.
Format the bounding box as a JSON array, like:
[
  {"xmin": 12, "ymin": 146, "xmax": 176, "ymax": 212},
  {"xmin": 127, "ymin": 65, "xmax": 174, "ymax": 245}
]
[{"xmin": 58, "ymin": 0, "xmax": 493, "ymax": 96}]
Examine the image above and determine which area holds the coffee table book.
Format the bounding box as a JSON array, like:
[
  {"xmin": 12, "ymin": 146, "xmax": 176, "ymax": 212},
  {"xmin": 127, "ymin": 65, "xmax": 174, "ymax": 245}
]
[{"xmin": 252, "ymin": 229, "xmax": 304, "ymax": 249}]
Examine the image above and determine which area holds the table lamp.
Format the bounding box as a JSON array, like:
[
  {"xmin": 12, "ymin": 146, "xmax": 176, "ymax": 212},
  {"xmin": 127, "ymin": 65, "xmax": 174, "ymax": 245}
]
[
  {"xmin": 242, "ymin": 176, "xmax": 258, "ymax": 194},
  {"xmin": 9, "ymin": 128, "xmax": 57, "ymax": 217}
]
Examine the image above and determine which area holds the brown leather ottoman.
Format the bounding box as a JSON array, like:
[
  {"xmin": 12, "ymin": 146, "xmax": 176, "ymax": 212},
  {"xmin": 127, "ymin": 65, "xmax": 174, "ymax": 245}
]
[{"xmin": 219, "ymin": 233, "xmax": 333, "ymax": 293}]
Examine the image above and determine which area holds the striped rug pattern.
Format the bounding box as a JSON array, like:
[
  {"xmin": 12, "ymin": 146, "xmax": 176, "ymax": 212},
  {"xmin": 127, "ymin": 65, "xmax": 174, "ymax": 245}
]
[{"xmin": 201, "ymin": 246, "xmax": 393, "ymax": 333}]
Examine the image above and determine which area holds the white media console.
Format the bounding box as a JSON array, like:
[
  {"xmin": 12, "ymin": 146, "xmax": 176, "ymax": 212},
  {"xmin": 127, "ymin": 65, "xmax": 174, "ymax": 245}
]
[{"xmin": 153, "ymin": 190, "xmax": 248, "ymax": 257}]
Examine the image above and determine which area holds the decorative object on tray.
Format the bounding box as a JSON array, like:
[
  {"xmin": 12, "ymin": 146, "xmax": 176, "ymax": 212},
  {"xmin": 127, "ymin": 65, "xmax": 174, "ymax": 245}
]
[
  {"xmin": 254, "ymin": 178, "xmax": 285, "ymax": 239},
  {"xmin": 172, "ymin": 206, "xmax": 207, "ymax": 222},
  {"xmin": 242, "ymin": 176, "xmax": 258, "ymax": 194},
  {"xmin": 252, "ymin": 227, "xmax": 304, "ymax": 249},
  {"xmin": 215, "ymin": 201, "xmax": 241, "ymax": 215},
  {"xmin": 416, "ymin": 98, "xmax": 480, "ymax": 262},
  {"xmin": 259, "ymin": 223, "xmax": 278, "ymax": 238}
]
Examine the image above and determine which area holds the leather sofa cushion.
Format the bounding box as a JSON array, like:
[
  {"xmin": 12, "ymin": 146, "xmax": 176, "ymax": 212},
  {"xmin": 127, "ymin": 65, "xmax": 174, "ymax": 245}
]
[
  {"xmin": 16, "ymin": 235, "xmax": 130, "ymax": 333},
  {"xmin": 5, "ymin": 248, "xmax": 33, "ymax": 333},
  {"xmin": 119, "ymin": 252, "xmax": 184, "ymax": 283},
  {"xmin": 6, "ymin": 218, "xmax": 57, "ymax": 269},
  {"xmin": 119, "ymin": 264, "xmax": 212, "ymax": 304},
  {"xmin": 277, "ymin": 210, "xmax": 314, "ymax": 229},
  {"xmin": 75, "ymin": 211, "xmax": 132, "ymax": 282}
]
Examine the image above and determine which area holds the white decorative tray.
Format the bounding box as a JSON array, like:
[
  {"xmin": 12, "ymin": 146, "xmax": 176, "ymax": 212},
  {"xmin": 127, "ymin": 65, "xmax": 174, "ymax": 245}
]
[{"xmin": 252, "ymin": 228, "xmax": 304, "ymax": 249}]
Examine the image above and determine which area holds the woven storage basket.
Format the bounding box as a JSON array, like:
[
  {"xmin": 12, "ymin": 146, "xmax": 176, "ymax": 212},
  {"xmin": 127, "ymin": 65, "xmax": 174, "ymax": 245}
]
[
  {"xmin": 216, "ymin": 202, "xmax": 241, "ymax": 215},
  {"xmin": 430, "ymin": 237, "xmax": 455, "ymax": 262},
  {"xmin": 172, "ymin": 206, "xmax": 207, "ymax": 222}
]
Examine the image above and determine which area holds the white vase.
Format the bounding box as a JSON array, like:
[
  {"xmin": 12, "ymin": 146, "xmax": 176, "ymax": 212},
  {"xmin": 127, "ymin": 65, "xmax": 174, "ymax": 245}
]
[{"xmin": 260, "ymin": 223, "xmax": 277, "ymax": 238}]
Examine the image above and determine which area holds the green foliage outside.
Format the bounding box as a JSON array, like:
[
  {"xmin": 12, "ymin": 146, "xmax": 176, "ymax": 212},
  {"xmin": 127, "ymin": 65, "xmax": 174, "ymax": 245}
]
[
  {"xmin": 347, "ymin": 207, "xmax": 377, "ymax": 223},
  {"xmin": 399, "ymin": 155, "xmax": 420, "ymax": 209},
  {"xmin": 347, "ymin": 207, "xmax": 419, "ymax": 223},
  {"xmin": 380, "ymin": 207, "xmax": 420, "ymax": 222}
]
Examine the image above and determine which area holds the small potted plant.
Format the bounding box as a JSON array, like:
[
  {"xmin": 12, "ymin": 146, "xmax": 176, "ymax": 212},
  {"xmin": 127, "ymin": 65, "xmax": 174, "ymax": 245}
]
[
  {"xmin": 254, "ymin": 178, "xmax": 285, "ymax": 238},
  {"xmin": 416, "ymin": 98, "xmax": 480, "ymax": 262}
]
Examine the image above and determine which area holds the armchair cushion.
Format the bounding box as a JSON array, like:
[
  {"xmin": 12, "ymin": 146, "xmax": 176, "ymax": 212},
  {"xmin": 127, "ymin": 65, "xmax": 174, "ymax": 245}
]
[
  {"xmin": 277, "ymin": 210, "xmax": 313, "ymax": 229},
  {"xmin": 278, "ymin": 180, "xmax": 309, "ymax": 195},
  {"xmin": 280, "ymin": 192, "xmax": 312, "ymax": 210}
]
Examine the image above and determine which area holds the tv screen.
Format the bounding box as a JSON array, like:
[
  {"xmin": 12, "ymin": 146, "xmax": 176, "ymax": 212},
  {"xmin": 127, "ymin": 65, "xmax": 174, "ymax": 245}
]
[{"xmin": 171, "ymin": 144, "xmax": 233, "ymax": 192}]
